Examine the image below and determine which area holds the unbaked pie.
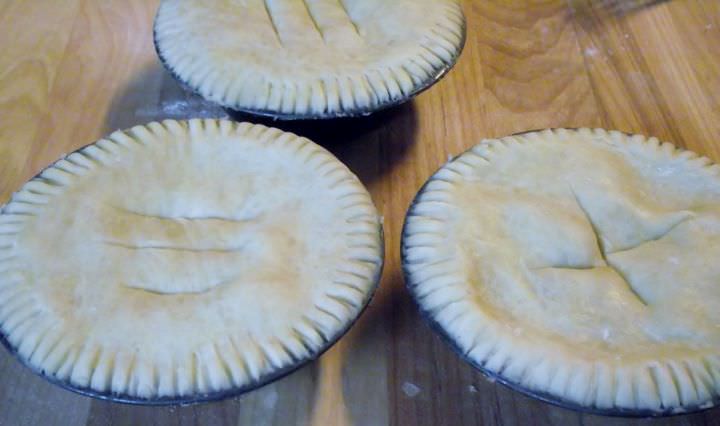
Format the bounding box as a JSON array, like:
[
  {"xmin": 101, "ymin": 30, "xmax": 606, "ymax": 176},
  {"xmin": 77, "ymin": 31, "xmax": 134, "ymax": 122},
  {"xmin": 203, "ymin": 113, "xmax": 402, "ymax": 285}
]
[
  {"xmin": 402, "ymin": 128, "xmax": 720, "ymax": 414},
  {"xmin": 0, "ymin": 119, "xmax": 383, "ymax": 401},
  {"xmin": 153, "ymin": 0, "xmax": 465, "ymax": 118}
]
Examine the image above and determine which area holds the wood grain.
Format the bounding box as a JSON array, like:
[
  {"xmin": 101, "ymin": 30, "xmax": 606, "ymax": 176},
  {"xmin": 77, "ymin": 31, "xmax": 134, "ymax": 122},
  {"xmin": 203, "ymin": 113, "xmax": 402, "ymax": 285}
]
[{"xmin": 1, "ymin": 0, "xmax": 719, "ymax": 425}]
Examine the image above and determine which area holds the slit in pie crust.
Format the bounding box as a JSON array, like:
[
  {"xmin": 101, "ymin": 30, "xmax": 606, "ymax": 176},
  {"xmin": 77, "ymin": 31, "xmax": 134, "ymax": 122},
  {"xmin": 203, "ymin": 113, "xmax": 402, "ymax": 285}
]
[
  {"xmin": 402, "ymin": 128, "xmax": 720, "ymax": 415},
  {"xmin": 153, "ymin": 0, "xmax": 465, "ymax": 118},
  {"xmin": 0, "ymin": 119, "xmax": 383, "ymax": 401}
]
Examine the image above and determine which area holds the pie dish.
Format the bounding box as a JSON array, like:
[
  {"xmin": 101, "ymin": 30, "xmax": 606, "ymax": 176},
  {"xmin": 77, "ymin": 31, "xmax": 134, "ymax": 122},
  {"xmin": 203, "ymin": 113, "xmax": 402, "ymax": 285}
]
[
  {"xmin": 0, "ymin": 119, "xmax": 383, "ymax": 403},
  {"xmin": 402, "ymin": 128, "xmax": 720, "ymax": 415},
  {"xmin": 153, "ymin": 0, "xmax": 465, "ymax": 119}
]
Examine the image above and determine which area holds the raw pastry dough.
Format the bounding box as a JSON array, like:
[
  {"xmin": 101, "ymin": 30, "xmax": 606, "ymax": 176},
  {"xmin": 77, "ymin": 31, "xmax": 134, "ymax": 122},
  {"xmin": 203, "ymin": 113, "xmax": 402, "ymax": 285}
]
[
  {"xmin": 402, "ymin": 128, "xmax": 720, "ymax": 414},
  {"xmin": 154, "ymin": 0, "xmax": 465, "ymax": 117},
  {"xmin": 0, "ymin": 119, "xmax": 383, "ymax": 400}
]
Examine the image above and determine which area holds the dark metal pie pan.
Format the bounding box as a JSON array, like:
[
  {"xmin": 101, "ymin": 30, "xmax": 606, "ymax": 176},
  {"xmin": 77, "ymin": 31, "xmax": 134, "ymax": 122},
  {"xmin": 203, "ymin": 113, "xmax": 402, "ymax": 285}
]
[
  {"xmin": 400, "ymin": 129, "xmax": 720, "ymax": 418},
  {"xmin": 0, "ymin": 134, "xmax": 385, "ymax": 406}
]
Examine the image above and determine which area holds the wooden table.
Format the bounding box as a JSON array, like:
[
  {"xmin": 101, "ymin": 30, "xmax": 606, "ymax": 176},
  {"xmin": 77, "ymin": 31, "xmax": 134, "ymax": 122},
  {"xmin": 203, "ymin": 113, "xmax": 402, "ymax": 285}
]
[{"xmin": 1, "ymin": 0, "xmax": 719, "ymax": 424}]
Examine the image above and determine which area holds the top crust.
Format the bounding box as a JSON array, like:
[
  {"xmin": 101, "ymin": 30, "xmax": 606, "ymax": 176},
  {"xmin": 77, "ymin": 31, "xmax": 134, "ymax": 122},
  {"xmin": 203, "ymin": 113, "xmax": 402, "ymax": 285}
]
[
  {"xmin": 402, "ymin": 128, "xmax": 720, "ymax": 414},
  {"xmin": 0, "ymin": 119, "xmax": 383, "ymax": 400},
  {"xmin": 154, "ymin": 0, "xmax": 465, "ymax": 117}
]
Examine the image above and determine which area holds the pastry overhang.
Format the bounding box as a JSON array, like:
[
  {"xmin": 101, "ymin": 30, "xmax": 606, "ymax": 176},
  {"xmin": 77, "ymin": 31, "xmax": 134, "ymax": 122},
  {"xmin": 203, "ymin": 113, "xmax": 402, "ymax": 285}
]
[
  {"xmin": 0, "ymin": 119, "xmax": 383, "ymax": 400},
  {"xmin": 402, "ymin": 128, "xmax": 720, "ymax": 414}
]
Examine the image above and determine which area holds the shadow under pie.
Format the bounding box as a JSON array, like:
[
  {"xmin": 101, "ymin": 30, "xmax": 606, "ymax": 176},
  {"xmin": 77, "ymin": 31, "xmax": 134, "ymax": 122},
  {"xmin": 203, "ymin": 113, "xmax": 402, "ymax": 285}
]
[{"xmin": 228, "ymin": 101, "xmax": 419, "ymax": 187}]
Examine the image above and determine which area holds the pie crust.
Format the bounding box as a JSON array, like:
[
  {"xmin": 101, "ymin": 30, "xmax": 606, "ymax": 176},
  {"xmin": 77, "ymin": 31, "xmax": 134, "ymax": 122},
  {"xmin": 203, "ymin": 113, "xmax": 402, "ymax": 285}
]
[
  {"xmin": 153, "ymin": 0, "xmax": 465, "ymax": 118},
  {"xmin": 402, "ymin": 128, "xmax": 720, "ymax": 414},
  {"xmin": 0, "ymin": 119, "xmax": 383, "ymax": 401}
]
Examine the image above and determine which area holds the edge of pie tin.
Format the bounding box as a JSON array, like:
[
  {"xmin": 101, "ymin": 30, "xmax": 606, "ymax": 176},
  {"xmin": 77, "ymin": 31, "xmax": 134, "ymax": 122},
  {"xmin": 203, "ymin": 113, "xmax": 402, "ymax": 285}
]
[
  {"xmin": 0, "ymin": 130, "xmax": 386, "ymax": 406},
  {"xmin": 400, "ymin": 128, "xmax": 720, "ymax": 418},
  {"xmin": 152, "ymin": 14, "xmax": 467, "ymax": 121}
]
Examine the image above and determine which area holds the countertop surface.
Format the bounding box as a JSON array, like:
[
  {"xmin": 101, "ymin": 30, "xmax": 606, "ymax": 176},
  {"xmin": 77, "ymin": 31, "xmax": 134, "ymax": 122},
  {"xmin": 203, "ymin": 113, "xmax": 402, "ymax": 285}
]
[{"xmin": 1, "ymin": 0, "xmax": 719, "ymax": 425}]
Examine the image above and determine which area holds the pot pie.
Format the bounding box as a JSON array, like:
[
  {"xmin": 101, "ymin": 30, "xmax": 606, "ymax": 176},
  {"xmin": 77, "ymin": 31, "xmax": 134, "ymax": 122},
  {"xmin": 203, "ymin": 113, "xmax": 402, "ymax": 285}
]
[
  {"xmin": 402, "ymin": 128, "xmax": 720, "ymax": 414},
  {"xmin": 153, "ymin": 0, "xmax": 465, "ymax": 118},
  {"xmin": 0, "ymin": 119, "xmax": 383, "ymax": 401}
]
